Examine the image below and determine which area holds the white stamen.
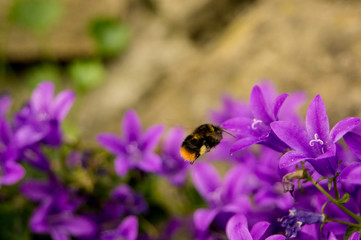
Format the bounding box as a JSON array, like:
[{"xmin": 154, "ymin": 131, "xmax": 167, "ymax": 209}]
[
  {"xmin": 251, "ymin": 119, "xmax": 263, "ymax": 130},
  {"xmin": 309, "ymin": 133, "xmax": 324, "ymax": 146}
]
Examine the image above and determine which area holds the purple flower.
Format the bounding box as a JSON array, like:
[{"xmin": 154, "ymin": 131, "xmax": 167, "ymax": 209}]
[
  {"xmin": 159, "ymin": 127, "xmax": 189, "ymax": 186},
  {"xmin": 226, "ymin": 214, "xmax": 286, "ymax": 240},
  {"xmin": 21, "ymin": 178, "xmax": 96, "ymax": 240},
  {"xmin": 101, "ymin": 215, "xmax": 138, "ymax": 240},
  {"xmin": 343, "ymin": 123, "xmax": 361, "ymax": 159},
  {"xmin": 14, "ymin": 81, "xmax": 75, "ymax": 147},
  {"xmin": 222, "ymin": 83, "xmax": 292, "ymax": 153},
  {"xmin": 191, "ymin": 162, "xmax": 252, "ymax": 236},
  {"xmin": 101, "ymin": 184, "xmax": 147, "ymax": 223},
  {"xmin": 271, "ymin": 95, "xmax": 361, "ymax": 177},
  {"xmin": 278, "ymin": 208, "xmax": 324, "ymax": 239},
  {"xmin": 97, "ymin": 110, "xmax": 165, "ymax": 176}
]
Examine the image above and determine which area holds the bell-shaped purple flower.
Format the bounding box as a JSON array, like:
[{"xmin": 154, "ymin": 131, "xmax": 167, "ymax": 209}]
[
  {"xmin": 226, "ymin": 214, "xmax": 286, "ymax": 240},
  {"xmin": 14, "ymin": 81, "xmax": 75, "ymax": 147},
  {"xmin": 97, "ymin": 110, "xmax": 165, "ymax": 176},
  {"xmin": 159, "ymin": 127, "xmax": 189, "ymax": 186},
  {"xmin": 21, "ymin": 178, "xmax": 96, "ymax": 240},
  {"xmin": 271, "ymin": 95, "xmax": 361, "ymax": 177},
  {"xmin": 101, "ymin": 215, "xmax": 138, "ymax": 240},
  {"xmin": 222, "ymin": 82, "xmax": 298, "ymax": 153}
]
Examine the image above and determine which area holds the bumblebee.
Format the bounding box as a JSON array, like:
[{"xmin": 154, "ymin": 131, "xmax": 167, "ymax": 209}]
[{"xmin": 180, "ymin": 124, "xmax": 224, "ymax": 164}]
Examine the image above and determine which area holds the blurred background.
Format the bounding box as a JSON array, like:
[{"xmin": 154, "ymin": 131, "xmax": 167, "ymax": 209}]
[{"xmin": 1, "ymin": 0, "xmax": 361, "ymax": 144}]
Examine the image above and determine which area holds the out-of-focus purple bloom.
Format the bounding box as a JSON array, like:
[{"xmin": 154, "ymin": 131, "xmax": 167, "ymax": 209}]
[
  {"xmin": 101, "ymin": 184, "xmax": 147, "ymax": 223},
  {"xmin": 271, "ymin": 95, "xmax": 360, "ymax": 177},
  {"xmin": 209, "ymin": 94, "xmax": 251, "ymax": 125},
  {"xmin": 222, "ymin": 82, "xmax": 292, "ymax": 153},
  {"xmin": 101, "ymin": 215, "xmax": 138, "ymax": 240},
  {"xmin": 159, "ymin": 127, "xmax": 188, "ymax": 186},
  {"xmin": 21, "ymin": 178, "xmax": 96, "ymax": 240},
  {"xmin": 97, "ymin": 109, "xmax": 165, "ymax": 176},
  {"xmin": 191, "ymin": 162, "xmax": 252, "ymax": 236},
  {"xmin": 14, "ymin": 81, "xmax": 75, "ymax": 147},
  {"xmin": 344, "ymin": 123, "xmax": 361, "ymax": 160},
  {"xmin": 279, "ymin": 208, "xmax": 324, "ymax": 239},
  {"xmin": 226, "ymin": 214, "xmax": 286, "ymax": 240}
]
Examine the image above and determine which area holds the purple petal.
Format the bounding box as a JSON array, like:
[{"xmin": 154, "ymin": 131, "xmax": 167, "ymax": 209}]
[
  {"xmin": 226, "ymin": 214, "xmax": 251, "ymax": 240},
  {"xmin": 30, "ymin": 199, "xmax": 51, "ymax": 233},
  {"xmin": 222, "ymin": 117, "xmax": 257, "ymax": 137},
  {"xmin": 271, "ymin": 121, "xmax": 310, "ymax": 154},
  {"xmin": 2, "ymin": 161, "xmax": 25, "ymax": 185},
  {"xmin": 326, "ymin": 232, "xmax": 337, "ymax": 240},
  {"xmin": 308, "ymin": 157, "xmax": 337, "ymax": 177},
  {"xmin": 259, "ymin": 81, "xmax": 278, "ymax": 102},
  {"xmin": 191, "ymin": 162, "xmax": 221, "ymax": 198},
  {"xmin": 97, "ymin": 133, "xmax": 126, "ymax": 154},
  {"xmin": 163, "ymin": 127, "xmax": 184, "ymax": 155},
  {"xmin": 20, "ymin": 179, "xmax": 49, "ymax": 201},
  {"xmin": 14, "ymin": 125, "xmax": 45, "ymax": 148},
  {"xmin": 306, "ymin": 95, "xmax": 330, "ymax": 143},
  {"xmin": 193, "ymin": 208, "xmax": 219, "ymax": 233},
  {"xmin": 139, "ymin": 124, "xmax": 165, "ymax": 151},
  {"xmin": 52, "ymin": 90, "xmax": 75, "ymax": 121},
  {"xmin": 339, "ymin": 163, "xmax": 361, "ymax": 185},
  {"xmin": 116, "ymin": 215, "xmax": 138, "ymax": 240},
  {"xmin": 114, "ymin": 155, "xmax": 130, "ymax": 176},
  {"xmin": 250, "ymin": 86, "xmax": 273, "ymax": 123},
  {"xmin": 349, "ymin": 232, "xmax": 360, "ymax": 240},
  {"xmin": 50, "ymin": 229, "xmax": 70, "ymax": 240},
  {"xmin": 279, "ymin": 151, "xmax": 308, "ymax": 168},
  {"xmin": 250, "ymin": 221, "xmax": 270, "ymax": 240},
  {"xmin": 265, "ymin": 235, "xmax": 286, "ymax": 240},
  {"xmin": 230, "ymin": 137, "xmax": 260, "ymax": 153},
  {"xmin": 59, "ymin": 216, "xmax": 96, "ymax": 237},
  {"xmin": 273, "ymin": 93, "xmax": 288, "ymax": 119},
  {"xmin": 137, "ymin": 152, "xmax": 161, "ymax": 173},
  {"xmin": 122, "ymin": 110, "xmax": 141, "ymax": 142},
  {"xmin": 278, "ymin": 91, "xmax": 307, "ymax": 122},
  {"xmin": 31, "ymin": 82, "xmax": 54, "ymax": 113},
  {"xmin": 344, "ymin": 132, "xmax": 361, "ymax": 159},
  {"xmin": 329, "ymin": 117, "xmax": 361, "ymax": 143}
]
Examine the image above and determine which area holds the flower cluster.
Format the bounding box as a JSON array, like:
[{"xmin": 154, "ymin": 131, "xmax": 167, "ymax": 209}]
[{"xmin": 2, "ymin": 80, "xmax": 361, "ymax": 240}]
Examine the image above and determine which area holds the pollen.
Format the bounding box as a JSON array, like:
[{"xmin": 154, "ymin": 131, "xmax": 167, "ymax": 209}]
[{"xmin": 180, "ymin": 147, "xmax": 196, "ymax": 162}]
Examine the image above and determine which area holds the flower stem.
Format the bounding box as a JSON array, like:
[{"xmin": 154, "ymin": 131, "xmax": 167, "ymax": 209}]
[
  {"xmin": 307, "ymin": 175, "xmax": 361, "ymax": 223},
  {"xmin": 326, "ymin": 217, "xmax": 361, "ymax": 228}
]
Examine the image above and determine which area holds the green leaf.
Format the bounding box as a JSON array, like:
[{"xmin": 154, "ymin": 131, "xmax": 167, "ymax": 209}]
[
  {"xmin": 67, "ymin": 59, "xmax": 106, "ymax": 91},
  {"xmin": 8, "ymin": 0, "xmax": 64, "ymax": 34},
  {"xmin": 89, "ymin": 18, "xmax": 131, "ymax": 57},
  {"xmin": 339, "ymin": 193, "xmax": 350, "ymax": 204}
]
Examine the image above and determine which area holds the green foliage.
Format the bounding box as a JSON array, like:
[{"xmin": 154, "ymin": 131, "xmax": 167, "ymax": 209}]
[
  {"xmin": 67, "ymin": 59, "xmax": 106, "ymax": 91},
  {"xmin": 24, "ymin": 63, "xmax": 61, "ymax": 89},
  {"xmin": 90, "ymin": 18, "xmax": 131, "ymax": 57},
  {"xmin": 8, "ymin": 0, "xmax": 64, "ymax": 34}
]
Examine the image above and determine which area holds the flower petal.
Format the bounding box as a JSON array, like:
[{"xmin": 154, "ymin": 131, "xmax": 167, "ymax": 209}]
[
  {"xmin": 52, "ymin": 90, "xmax": 75, "ymax": 121},
  {"xmin": 163, "ymin": 127, "xmax": 184, "ymax": 155},
  {"xmin": 1, "ymin": 161, "xmax": 25, "ymax": 185},
  {"xmin": 116, "ymin": 215, "xmax": 138, "ymax": 240},
  {"xmin": 31, "ymin": 82, "xmax": 54, "ymax": 113},
  {"xmin": 279, "ymin": 151, "xmax": 308, "ymax": 168},
  {"xmin": 97, "ymin": 133, "xmax": 126, "ymax": 154},
  {"xmin": 193, "ymin": 208, "xmax": 219, "ymax": 233},
  {"xmin": 226, "ymin": 214, "xmax": 251, "ymax": 240},
  {"xmin": 191, "ymin": 162, "xmax": 221, "ymax": 198},
  {"xmin": 250, "ymin": 221, "xmax": 270, "ymax": 240},
  {"xmin": 122, "ymin": 110, "xmax": 141, "ymax": 142},
  {"xmin": 50, "ymin": 229, "xmax": 70, "ymax": 240},
  {"xmin": 222, "ymin": 117, "xmax": 257, "ymax": 137},
  {"xmin": 344, "ymin": 131, "xmax": 361, "ymax": 159},
  {"xmin": 271, "ymin": 121, "xmax": 310, "ymax": 154},
  {"xmin": 137, "ymin": 152, "xmax": 161, "ymax": 173},
  {"xmin": 14, "ymin": 125, "xmax": 45, "ymax": 148},
  {"xmin": 339, "ymin": 163, "xmax": 361, "ymax": 185},
  {"xmin": 139, "ymin": 124, "xmax": 165, "ymax": 151},
  {"xmin": 265, "ymin": 235, "xmax": 287, "ymax": 240},
  {"xmin": 250, "ymin": 86, "xmax": 273, "ymax": 123},
  {"xmin": 306, "ymin": 95, "xmax": 330, "ymax": 143},
  {"xmin": 349, "ymin": 232, "xmax": 360, "ymax": 240},
  {"xmin": 230, "ymin": 137, "xmax": 260, "ymax": 153},
  {"xmin": 58, "ymin": 216, "xmax": 96, "ymax": 237},
  {"xmin": 273, "ymin": 93, "xmax": 288, "ymax": 120},
  {"xmin": 0, "ymin": 94, "xmax": 12, "ymax": 117},
  {"xmin": 20, "ymin": 179, "xmax": 49, "ymax": 201},
  {"xmin": 329, "ymin": 117, "xmax": 361, "ymax": 143},
  {"xmin": 114, "ymin": 155, "xmax": 130, "ymax": 176},
  {"xmin": 30, "ymin": 199, "xmax": 51, "ymax": 233}
]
